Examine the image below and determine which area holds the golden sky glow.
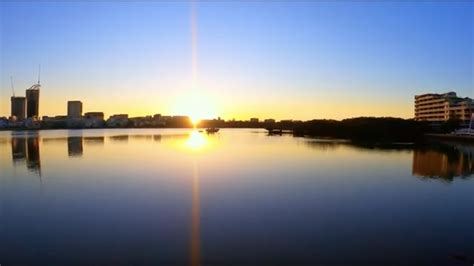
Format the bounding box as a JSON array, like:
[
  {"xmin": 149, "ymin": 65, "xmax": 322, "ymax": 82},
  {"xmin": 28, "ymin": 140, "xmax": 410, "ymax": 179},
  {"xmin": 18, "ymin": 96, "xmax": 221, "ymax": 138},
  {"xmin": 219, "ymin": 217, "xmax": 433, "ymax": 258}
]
[
  {"xmin": 170, "ymin": 89, "xmax": 218, "ymax": 124},
  {"xmin": 1, "ymin": 2, "xmax": 472, "ymax": 121}
]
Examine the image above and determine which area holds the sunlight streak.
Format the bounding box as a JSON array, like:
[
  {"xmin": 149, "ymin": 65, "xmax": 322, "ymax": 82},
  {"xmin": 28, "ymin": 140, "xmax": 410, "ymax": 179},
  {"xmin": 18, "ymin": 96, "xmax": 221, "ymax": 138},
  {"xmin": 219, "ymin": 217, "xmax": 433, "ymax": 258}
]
[
  {"xmin": 185, "ymin": 131, "xmax": 207, "ymax": 150},
  {"xmin": 190, "ymin": 159, "xmax": 201, "ymax": 266}
]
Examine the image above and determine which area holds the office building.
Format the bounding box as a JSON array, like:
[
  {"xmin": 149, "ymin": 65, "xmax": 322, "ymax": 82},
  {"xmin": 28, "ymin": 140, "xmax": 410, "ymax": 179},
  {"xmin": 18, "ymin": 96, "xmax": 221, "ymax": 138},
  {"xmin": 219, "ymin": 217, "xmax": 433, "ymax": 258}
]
[
  {"xmin": 11, "ymin": 96, "xmax": 26, "ymax": 120},
  {"xmin": 26, "ymin": 88, "xmax": 40, "ymax": 118},
  {"xmin": 67, "ymin": 101, "xmax": 83, "ymax": 118},
  {"xmin": 414, "ymin": 92, "xmax": 474, "ymax": 124}
]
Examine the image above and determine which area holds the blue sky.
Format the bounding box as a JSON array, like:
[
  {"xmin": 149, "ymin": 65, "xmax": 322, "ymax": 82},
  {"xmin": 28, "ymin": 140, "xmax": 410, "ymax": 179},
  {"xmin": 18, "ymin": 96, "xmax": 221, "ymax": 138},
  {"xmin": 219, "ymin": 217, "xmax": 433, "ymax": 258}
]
[{"xmin": 1, "ymin": 1, "xmax": 473, "ymax": 120}]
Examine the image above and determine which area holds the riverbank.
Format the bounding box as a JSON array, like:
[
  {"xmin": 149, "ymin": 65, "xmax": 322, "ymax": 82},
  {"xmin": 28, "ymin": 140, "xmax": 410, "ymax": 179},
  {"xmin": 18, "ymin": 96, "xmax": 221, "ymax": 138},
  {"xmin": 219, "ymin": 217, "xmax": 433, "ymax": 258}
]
[
  {"xmin": 2, "ymin": 117, "xmax": 472, "ymax": 145},
  {"xmin": 425, "ymin": 133, "xmax": 474, "ymax": 143}
]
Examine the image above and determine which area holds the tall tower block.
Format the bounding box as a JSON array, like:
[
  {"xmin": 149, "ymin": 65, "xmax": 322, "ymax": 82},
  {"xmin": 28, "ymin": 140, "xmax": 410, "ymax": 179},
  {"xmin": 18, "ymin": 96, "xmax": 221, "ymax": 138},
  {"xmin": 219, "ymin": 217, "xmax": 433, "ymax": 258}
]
[
  {"xmin": 26, "ymin": 88, "xmax": 40, "ymax": 118},
  {"xmin": 11, "ymin": 96, "xmax": 26, "ymax": 120},
  {"xmin": 67, "ymin": 101, "xmax": 83, "ymax": 118}
]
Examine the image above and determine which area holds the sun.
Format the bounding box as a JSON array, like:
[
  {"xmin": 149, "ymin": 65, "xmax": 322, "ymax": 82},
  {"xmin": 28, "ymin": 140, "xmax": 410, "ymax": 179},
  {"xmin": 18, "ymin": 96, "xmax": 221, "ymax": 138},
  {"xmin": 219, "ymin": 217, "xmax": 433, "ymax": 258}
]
[
  {"xmin": 171, "ymin": 89, "xmax": 218, "ymax": 125},
  {"xmin": 189, "ymin": 115, "xmax": 201, "ymax": 126}
]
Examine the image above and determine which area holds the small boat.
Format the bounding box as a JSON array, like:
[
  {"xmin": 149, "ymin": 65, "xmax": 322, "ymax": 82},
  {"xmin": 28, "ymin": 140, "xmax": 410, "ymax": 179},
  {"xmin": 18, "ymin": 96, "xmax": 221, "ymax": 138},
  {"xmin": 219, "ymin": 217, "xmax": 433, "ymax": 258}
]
[{"xmin": 206, "ymin": 128, "xmax": 219, "ymax": 134}]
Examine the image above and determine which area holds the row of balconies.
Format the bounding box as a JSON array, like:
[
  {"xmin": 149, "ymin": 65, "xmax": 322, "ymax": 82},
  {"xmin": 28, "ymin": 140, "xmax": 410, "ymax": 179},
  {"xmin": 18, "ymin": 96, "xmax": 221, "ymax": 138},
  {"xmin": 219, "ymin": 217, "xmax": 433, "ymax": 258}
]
[
  {"xmin": 415, "ymin": 114, "xmax": 471, "ymax": 120},
  {"xmin": 415, "ymin": 106, "xmax": 447, "ymax": 112},
  {"xmin": 415, "ymin": 104, "xmax": 448, "ymax": 110},
  {"xmin": 415, "ymin": 98, "xmax": 446, "ymax": 104},
  {"xmin": 415, "ymin": 108, "xmax": 474, "ymax": 113},
  {"xmin": 417, "ymin": 109, "xmax": 470, "ymax": 114},
  {"xmin": 415, "ymin": 102, "xmax": 447, "ymax": 106},
  {"xmin": 414, "ymin": 97, "xmax": 447, "ymax": 104}
]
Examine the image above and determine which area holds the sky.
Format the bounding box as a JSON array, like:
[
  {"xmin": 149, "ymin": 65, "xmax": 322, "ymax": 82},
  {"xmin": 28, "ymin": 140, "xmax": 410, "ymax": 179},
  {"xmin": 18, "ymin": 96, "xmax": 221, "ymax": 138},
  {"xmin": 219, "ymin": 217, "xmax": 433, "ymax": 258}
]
[{"xmin": 0, "ymin": 1, "xmax": 473, "ymax": 121}]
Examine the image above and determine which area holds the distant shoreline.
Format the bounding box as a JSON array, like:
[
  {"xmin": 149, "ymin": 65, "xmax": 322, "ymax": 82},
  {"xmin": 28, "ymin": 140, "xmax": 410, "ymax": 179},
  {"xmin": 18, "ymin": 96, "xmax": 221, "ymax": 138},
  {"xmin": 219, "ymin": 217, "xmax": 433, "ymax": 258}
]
[
  {"xmin": 2, "ymin": 126, "xmax": 474, "ymax": 144},
  {"xmin": 2, "ymin": 117, "xmax": 472, "ymax": 144},
  {"xmin": 425, "ymin": 133, "xmax": 474, "ymax": 143}
]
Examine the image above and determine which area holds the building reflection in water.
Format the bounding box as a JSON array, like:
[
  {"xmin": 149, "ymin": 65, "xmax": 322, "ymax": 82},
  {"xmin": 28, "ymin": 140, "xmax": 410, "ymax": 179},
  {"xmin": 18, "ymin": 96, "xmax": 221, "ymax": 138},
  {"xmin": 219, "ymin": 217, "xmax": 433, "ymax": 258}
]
[
  {"xmin": 68, "ymin": 137, "xmax": 83, "ymax": 157},
  {"xmin": 109, "ymin": 135, "xmax": 129, "ymax": 142},
  {"xmin": 11, "ymin": 136, "xmax": 27, "ymax": 162},
  {"xmin": 412, "ymin": 143, "xmax": 474, "ymax": 182},
  {"xmin": 305, "ymin": 139, "xmax": 474, "ymax": 181},
  {"xmin": 7, "ymin": 133, "xmax": 194, "ymax": 177},
  {"xmin": 83, "ymin": 136, "xmax": 105, "ymax": 145},
  {"xmin": 26, "ymin": 137, "xmax": 41, "ymax": 174},
  {"xmin": 7, "ymin": 133, "xmax": 474, "ymax": 185},
  {"xmin": 107, "ymin": 134, "xmax": 187, "ymax": 143},
  {"xmin": 10, "ymin": 134, "xmax": 41, "ymax": 176}
]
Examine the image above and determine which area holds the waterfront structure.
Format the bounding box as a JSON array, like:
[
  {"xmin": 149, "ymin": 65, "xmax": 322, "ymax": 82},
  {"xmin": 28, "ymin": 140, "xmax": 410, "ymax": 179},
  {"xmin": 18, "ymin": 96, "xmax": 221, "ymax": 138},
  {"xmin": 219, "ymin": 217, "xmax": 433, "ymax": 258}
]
[
  {"xmin": 42, "ymin": 116, "xmax": 68, "ymax": 129},
  {"xmin": 85, "ymin": 112, "xmax": 104, "ymax": 120},
  {"xmin": 11, "ymin": 96, "xmax": 26, "ymax": 120},
  {"xmin": 127, "ymin": 115, "xmax": 168, "ymax": 127},
  {"xmin": 414, "ymin": 92, "xmax": 474, "ymax": 125},
  {"xmin": 0, "ymin": 117, "xmax": 7, "ymax": 128},
  {"xmin": 250, "ymin": 118, "xmax": 259, "ymax": 123},
  {"xmin": 26, "ymin": 87, "xmax": 40, "ymax": 118},
  {"xmin": 84, "ymin": 112, "xmax": 105, "ymax": 128},
  {"xmin": 67, "ymin": 101, "xmax": 83, "ymax": 118},
  {"xmin": 106, "ymin": 114, "xmax": 129, "ymax": 128}
]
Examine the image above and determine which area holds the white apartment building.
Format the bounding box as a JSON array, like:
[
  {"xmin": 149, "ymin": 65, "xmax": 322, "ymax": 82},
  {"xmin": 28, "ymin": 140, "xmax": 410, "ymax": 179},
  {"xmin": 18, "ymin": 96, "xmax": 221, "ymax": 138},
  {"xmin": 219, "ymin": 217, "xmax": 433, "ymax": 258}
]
[{"xmin": 415, "ymin": 92, "xmax": 473, "ymax": 125}]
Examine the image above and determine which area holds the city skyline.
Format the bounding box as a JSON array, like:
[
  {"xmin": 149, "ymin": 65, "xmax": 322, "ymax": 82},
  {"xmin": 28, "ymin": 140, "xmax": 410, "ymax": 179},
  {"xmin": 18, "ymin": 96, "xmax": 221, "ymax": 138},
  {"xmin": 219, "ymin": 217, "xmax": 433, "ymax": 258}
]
[{"xmin": 1, "ymin": 2, "xmax": 473, "ymax": 120}]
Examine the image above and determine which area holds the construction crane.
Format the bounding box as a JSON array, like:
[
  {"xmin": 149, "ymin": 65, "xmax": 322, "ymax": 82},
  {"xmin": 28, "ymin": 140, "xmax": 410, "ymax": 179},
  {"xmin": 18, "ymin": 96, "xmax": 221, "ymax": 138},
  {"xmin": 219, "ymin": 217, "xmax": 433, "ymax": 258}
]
[{"xmin": 27, "ymin": 65, "xmax": 41, "ymax": 90}]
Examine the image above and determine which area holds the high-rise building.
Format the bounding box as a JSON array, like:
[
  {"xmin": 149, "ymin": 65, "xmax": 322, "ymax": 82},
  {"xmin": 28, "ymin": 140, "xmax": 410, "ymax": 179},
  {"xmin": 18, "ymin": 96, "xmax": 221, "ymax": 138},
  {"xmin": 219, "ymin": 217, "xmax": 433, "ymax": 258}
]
[
  {"xmin": 414, "ymin": 91, "xmax": 474, "ymax": 125},
  {"xmin": 67, "ymin": 101, "xmax": 83, "ymax": 118},
  {"xmin": 11, "ymin": 96, "xmax": 26, "ymax": 120},
  {"xmin": 26, "ymin": 88, "xmax": 40, "ymax": 118}
]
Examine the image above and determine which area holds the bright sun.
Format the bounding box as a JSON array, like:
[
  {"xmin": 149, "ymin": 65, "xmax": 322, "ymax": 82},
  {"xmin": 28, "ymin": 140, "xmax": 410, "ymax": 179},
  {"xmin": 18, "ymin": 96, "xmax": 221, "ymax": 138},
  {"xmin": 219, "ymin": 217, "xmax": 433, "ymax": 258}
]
[
  {"xmin": 171, "ymin": 90, "xmax": 218, "ymax": 125},
  {"xmin": 189, "ymin": 115, "xmax": 201, "ymax": 125}
]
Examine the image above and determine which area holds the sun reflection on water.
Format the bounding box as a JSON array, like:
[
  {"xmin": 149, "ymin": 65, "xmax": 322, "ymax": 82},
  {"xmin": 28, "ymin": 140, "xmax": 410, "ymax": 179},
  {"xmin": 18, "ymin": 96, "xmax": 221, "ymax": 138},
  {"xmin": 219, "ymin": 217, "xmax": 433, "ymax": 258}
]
[{"xmin": 185, "ymin": 131, "xmax": 208, "ymax": 150}]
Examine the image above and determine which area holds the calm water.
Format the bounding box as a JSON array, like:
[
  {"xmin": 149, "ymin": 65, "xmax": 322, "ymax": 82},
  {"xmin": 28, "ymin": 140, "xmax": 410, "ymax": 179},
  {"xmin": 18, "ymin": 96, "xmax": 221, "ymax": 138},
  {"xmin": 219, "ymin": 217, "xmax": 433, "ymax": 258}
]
[{"xmin": 0, "ymin": 129, "xmax": 473, "ymax": 266}]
